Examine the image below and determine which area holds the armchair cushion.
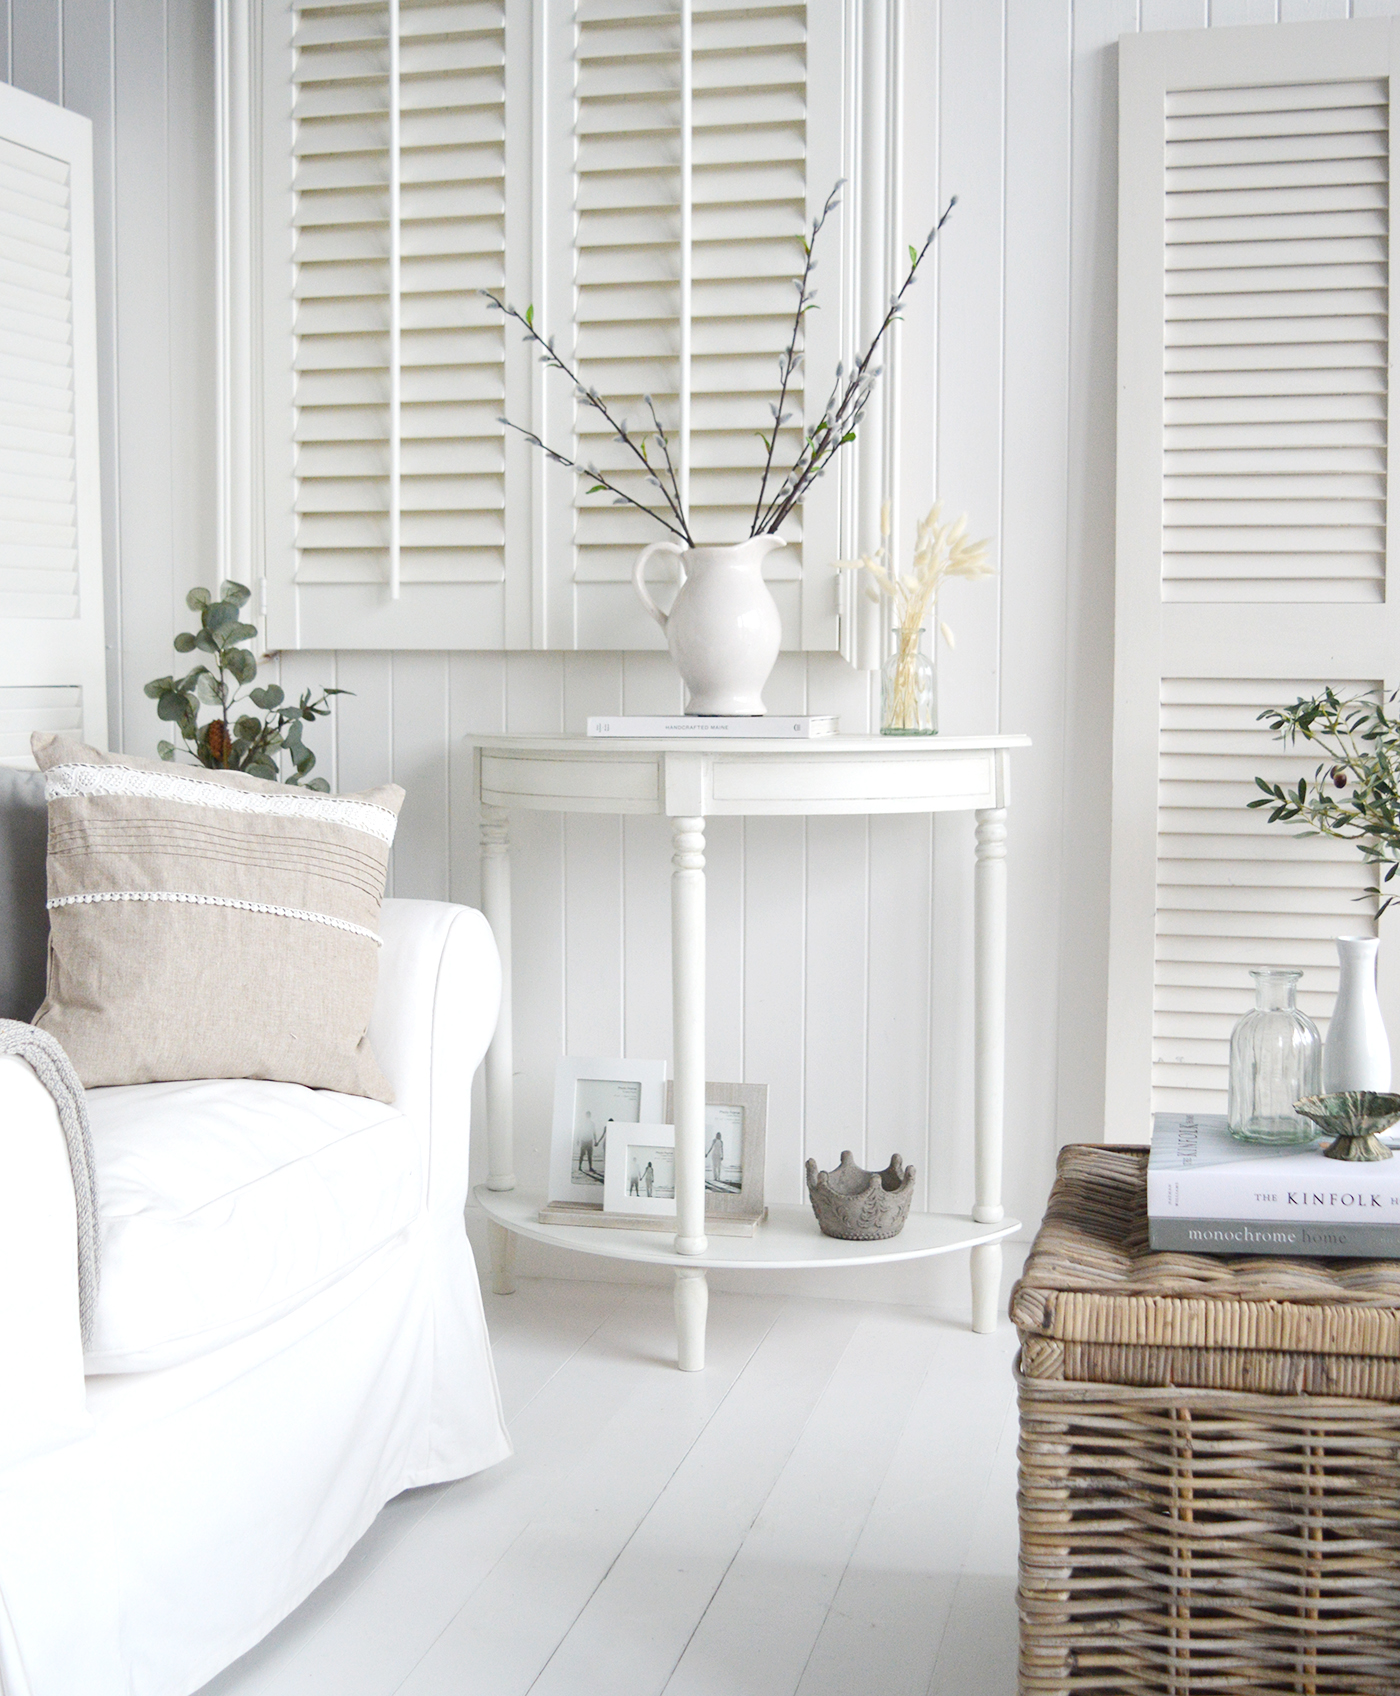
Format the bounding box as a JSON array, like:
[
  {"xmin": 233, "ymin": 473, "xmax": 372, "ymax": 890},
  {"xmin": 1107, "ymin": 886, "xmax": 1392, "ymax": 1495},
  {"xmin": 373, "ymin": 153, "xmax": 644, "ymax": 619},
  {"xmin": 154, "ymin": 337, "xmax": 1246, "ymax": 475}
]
[
  {"xmin": 83, "ymin": 1077, "xmax": 423, "ymax": 1374},
  {"xmin": 31, "ymin": 734, "xmax": 403, "ymax": 1101}
]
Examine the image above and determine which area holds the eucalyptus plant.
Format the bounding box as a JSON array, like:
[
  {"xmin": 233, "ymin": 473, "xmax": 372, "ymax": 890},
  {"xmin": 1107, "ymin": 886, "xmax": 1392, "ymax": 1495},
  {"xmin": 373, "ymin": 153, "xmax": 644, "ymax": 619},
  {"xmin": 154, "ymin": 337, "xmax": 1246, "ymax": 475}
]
[
  {"xmin": 144, "ymin": 582, "xmax": 346, "ymax": 789},
  {"xmin": 481, "ymin": 184, "xmax": 957, "ymax": 545},
  {"xmin": 1249, "ymin": 687, "xmax": 1400, "ymax": 914}
]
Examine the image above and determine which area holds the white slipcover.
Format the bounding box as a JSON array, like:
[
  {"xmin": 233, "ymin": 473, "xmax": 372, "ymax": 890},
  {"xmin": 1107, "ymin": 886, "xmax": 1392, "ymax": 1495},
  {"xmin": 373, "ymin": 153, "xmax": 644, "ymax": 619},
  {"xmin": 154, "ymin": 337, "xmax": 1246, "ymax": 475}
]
[
  {"xmin": 85, "ymin": 1079, "xmax": 424, "ymax": 1373},
  {"xmin": 0, "ymin": 898, "xmax": 512, "ymax": 1696}
]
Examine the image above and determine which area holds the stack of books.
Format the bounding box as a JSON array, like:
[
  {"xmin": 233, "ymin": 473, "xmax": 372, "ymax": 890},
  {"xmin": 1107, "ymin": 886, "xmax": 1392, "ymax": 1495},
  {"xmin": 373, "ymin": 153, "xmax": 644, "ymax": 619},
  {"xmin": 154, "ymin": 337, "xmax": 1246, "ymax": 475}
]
[{"xmin": 1148, "ymin": 1113, "xmax": 1400, "ymax": 1258}]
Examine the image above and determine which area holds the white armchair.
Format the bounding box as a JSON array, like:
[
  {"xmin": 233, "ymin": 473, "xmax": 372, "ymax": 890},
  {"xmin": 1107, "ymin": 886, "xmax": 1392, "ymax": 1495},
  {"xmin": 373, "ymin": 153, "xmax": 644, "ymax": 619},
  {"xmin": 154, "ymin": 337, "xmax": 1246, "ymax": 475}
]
[{"xmin": 0, "ymin": 838, "xmax": 511, "ymax": 1696}]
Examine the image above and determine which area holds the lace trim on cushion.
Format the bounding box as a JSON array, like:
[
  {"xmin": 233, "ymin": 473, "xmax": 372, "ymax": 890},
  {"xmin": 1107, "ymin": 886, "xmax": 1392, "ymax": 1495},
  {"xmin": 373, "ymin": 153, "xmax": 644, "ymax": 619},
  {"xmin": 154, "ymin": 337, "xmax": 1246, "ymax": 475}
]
[
  {"xmin": 43, "ymin": 763, "xmax": 397, "ymax": 844},
  {"xmin": 47, "ymin": 889, "xmax": 381, "ymax": 943}
]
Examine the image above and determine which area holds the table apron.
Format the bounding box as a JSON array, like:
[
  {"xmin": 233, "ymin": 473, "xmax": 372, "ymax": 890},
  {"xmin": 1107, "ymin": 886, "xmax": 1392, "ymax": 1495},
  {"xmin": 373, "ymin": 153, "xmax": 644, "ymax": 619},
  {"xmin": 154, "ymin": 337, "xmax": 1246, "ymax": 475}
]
[{"xmin": 478, "ymin": 749, "xmax": 1003, "ymax": 815}]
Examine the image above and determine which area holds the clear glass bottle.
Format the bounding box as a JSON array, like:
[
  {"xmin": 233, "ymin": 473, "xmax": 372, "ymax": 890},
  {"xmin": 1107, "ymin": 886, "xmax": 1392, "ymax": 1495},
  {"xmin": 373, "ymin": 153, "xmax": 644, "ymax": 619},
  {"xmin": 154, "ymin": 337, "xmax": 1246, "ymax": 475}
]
[
  {"xmin": 881, "ymin": 624, "xmax": 936, "ymax": 735},
  {"xmin": 1227, "ymin": 969, "xmax": 1323, "ymax": 1145}
]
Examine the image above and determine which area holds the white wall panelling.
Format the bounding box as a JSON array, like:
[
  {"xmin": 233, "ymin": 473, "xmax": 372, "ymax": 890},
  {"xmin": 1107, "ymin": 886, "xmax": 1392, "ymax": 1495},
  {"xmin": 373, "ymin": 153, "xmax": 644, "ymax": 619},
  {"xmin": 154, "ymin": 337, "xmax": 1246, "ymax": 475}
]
[
  {"xmin": 3, "ymin": 0, "xmax": 218, "ymax": 759},
  {"xmin": 23, "ymin": 1, "xmax": 1400, "ymax": 1280}
]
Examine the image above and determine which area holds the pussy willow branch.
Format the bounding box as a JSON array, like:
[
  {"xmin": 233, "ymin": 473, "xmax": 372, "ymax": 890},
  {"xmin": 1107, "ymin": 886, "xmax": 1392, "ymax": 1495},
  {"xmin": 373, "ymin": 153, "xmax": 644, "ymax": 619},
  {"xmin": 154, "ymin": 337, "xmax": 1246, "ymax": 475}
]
[
  {"xmin": 482, "ymin": 292, "xmax": 693, "ymax": 543},
  {"xmin": 757, "ymin": 195, "xmax": 958, "ymax": 535},
  {"xmin": 750, "ymin": 182, "xmax": 842, "ymax": 533},
  {"xmin": 499, "ymin": 418, "xmax": 692, "ymax": 544}
]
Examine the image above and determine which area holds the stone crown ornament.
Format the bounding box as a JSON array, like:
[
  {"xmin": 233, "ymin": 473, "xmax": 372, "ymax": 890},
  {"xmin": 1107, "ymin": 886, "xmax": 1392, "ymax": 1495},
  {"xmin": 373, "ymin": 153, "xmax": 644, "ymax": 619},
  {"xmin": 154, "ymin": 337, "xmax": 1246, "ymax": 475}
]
[
  {"xmin": 1293, "ymin": 1091, "xmax": 1400, "ymax": 1162},
  {"xmin": 805, "ymin": 1151, "xmax": 916, "ymax": 1241}
]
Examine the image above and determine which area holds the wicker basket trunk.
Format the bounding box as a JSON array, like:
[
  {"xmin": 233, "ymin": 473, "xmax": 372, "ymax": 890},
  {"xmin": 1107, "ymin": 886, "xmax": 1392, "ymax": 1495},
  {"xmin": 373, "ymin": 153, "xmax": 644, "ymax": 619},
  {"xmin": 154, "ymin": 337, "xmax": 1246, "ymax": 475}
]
[{"xmin": 1012, "ymin": 1144, "xmax": 1400, "ymax": 1696}]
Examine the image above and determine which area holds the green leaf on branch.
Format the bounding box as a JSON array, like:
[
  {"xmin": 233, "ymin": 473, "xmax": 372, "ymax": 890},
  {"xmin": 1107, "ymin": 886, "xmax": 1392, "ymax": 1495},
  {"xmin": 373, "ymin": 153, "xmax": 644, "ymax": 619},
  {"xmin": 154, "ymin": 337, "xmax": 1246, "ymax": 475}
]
[
  {"xmin": 173, "ymin": 631, "xmax": 197, "ymax": 653},
  {"xmin": 250, "ymin": 685, "xmax": 284, "ymax": 709},
  {"xmin": 156, "ymin": 740, "xmax": 175, "ymax": 761},
  {"xmin": 220, "ymin": 581, "xmax": 252, "ymax": 606},
  {"xmin": 186, "ymin": 587, "xmax": 211, "ymax": 612},
  {"xmin": 224, "ymin": 647, "xmax": 257, "ymax": 685}
]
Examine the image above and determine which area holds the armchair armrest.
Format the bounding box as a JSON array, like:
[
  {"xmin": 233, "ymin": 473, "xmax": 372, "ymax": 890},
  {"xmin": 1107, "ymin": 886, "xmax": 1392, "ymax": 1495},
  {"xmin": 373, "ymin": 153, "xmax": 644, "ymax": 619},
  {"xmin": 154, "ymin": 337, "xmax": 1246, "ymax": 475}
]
[
  {"xmin": 370, "ymin": 899, "xmax": 501, "ymax": 1220},
  {"xmin": 0, "ymin": 1055, "xmax": 88, "ymax": 1464}
]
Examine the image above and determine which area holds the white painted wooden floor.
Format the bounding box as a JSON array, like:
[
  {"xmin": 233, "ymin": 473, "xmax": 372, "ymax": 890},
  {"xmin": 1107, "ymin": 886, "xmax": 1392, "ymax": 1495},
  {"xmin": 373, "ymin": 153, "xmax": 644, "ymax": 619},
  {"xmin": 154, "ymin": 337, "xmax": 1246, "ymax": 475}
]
[{"xmin": 198, "ymin": 1274, "xmax": 1023, "ymax": 1696}]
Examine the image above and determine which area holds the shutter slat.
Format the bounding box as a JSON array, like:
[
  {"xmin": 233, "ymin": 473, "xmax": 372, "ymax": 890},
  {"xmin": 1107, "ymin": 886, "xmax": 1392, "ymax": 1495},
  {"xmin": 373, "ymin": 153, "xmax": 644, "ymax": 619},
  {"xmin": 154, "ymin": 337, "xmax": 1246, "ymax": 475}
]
[
  {"xmin": 1162, "ymin": 77, "xmax": 1387, "ymax": 606},
  {"xmin": 575, "ymin": 0, "xmax": 806, "ymax": 571},
  {"xmin": 0, "ymin": 135, "xmax": 77, "ymax": 623},
  {"xmin": 1152, "ymin": 676, "xmax": 1379, "ymax": 1114},
  {"xmin": 291, "ymin": 0, "xmax": 505, "ymax": 588}
]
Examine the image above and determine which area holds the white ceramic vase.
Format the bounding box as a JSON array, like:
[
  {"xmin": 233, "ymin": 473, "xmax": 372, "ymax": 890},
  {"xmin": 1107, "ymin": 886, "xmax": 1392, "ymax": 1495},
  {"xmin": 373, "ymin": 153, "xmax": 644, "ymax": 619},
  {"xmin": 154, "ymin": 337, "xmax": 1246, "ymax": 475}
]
[
  {"xmin": 632, "ymin": 535, "xmax": 785, "ymax": 715},
  {"xmin": 1323, "ymin": 935, "xmax": 1392, "ymax": 1093}
]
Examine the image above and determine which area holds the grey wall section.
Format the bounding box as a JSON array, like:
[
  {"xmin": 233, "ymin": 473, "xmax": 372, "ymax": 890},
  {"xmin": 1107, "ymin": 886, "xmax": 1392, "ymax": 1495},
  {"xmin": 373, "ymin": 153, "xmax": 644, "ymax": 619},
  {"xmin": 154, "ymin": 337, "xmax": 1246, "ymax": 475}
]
[{"xmin": 4, "ymin": 0, "xmax": 217, "ymax": 754}]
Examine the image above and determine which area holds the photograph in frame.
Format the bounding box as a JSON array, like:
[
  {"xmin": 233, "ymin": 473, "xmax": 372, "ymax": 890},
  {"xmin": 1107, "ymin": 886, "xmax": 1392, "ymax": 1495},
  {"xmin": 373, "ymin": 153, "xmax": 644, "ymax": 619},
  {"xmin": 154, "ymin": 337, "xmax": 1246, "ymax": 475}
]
[
  {"xmin": 548, "ymin": 1057, "xmax": 668, "ymax": 1207},
  {"xmin": 664, "ymin": 1081, "xmax": 767, "ymax": 1219},
  {"xmin": 603, "ymin": 1123, "xmax": 677, "ymax": 1219}
]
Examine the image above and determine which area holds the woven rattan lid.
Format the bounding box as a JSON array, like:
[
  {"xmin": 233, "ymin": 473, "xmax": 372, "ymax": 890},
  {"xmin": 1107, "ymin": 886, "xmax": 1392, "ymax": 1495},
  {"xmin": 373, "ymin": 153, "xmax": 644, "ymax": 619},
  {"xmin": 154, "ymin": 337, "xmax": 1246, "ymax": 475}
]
[{"xmin": 1011, "ymin": 1143, "xmax": 1400, "ymax": 1358}]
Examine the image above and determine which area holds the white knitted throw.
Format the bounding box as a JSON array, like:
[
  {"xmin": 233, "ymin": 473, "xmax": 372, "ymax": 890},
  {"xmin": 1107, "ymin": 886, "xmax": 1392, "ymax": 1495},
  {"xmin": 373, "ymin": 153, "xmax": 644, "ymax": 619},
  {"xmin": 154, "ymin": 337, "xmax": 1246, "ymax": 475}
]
[{"xmin": 0, "ymin": 1020, "xmax": 98, "ymax": 1342}]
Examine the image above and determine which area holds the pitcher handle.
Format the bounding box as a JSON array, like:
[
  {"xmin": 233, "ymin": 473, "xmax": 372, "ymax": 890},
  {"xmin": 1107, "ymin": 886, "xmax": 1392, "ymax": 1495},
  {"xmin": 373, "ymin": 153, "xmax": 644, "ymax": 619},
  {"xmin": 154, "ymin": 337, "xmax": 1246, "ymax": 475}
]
[{"xmin": 633, "ymin": 538, "xmax": 686, "ymax": 632}]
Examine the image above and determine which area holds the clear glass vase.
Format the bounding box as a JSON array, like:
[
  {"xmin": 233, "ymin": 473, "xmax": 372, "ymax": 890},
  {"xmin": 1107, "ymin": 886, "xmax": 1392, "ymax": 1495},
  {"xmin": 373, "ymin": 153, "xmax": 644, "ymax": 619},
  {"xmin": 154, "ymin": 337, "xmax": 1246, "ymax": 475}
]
[
  {"xmin": 881, "ymin": 624, "xmax": 936, "ymax": 735},
  {"xmin": 1227, "ymin": 969, "xmax": 1323, "ymax": 1145}
]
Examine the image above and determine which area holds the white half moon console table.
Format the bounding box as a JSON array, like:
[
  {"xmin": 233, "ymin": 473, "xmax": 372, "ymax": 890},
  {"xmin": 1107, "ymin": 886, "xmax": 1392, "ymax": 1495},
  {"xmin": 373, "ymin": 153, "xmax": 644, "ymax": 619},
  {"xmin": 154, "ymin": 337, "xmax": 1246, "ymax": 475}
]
[{"xmin": 472, "ymin": 732, "xmax": 1029, "ymax": 1370}]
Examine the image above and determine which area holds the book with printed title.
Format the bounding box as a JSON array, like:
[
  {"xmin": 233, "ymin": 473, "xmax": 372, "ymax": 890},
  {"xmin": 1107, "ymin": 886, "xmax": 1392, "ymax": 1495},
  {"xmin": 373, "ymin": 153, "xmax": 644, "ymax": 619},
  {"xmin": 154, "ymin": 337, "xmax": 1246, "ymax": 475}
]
[{"xmin": 1147, "ymin": 1113, "xmax": 1400, "ymax": 1257}]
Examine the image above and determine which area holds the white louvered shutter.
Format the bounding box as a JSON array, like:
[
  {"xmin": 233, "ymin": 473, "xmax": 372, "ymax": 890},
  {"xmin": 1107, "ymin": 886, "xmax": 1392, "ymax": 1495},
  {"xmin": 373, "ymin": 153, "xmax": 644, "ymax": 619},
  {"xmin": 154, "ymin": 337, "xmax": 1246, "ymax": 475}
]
[
  {"xmin": 264, "ymin": 0, "xmax": 510, "ymax": 649},
  {"xmin": 0, "ymin": 83, "xmax": 105, "ymax": 764},
  {"xmin": 1107, "ymin": 18, "xmax": 1400, "ymax": 1136},
  {"xmin": 258, "ymin": 0, "xmax": 875, "ymax": 652},
  {"xmin": 567, "ymin": 0, "xmax": 816, "ymax": 649}
]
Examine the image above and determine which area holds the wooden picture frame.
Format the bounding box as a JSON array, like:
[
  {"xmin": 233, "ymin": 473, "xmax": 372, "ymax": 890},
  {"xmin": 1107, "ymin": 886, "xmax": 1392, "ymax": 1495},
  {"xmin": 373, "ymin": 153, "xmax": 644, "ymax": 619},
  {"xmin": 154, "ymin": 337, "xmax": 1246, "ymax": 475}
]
[
  {"xmin": 664, "ymin": 1080, "xmax": 767, "ymax": 1220},
  {"xmin": 547, "ymin": 1056, "xmax": 668, "ymax": 1207}
]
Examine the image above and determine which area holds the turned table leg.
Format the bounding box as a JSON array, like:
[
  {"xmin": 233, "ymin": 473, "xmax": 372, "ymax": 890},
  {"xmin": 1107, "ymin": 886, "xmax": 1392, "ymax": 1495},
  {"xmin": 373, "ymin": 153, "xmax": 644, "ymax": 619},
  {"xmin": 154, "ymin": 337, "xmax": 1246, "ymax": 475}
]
[
  {"xmin": 481, "ymin": 802, "xmax": 516, "ymax": 1295},
  {"xmin": 972, "ymin": 807, "xmax": 1008, "ymax": 1333},
  {"xmin": 674, "ymin": 1268, "xmax": 708, "ymax": 1372},
  {"xmin": 671, "ymin": 816, "xmax": 708, "ymax": 1365}
]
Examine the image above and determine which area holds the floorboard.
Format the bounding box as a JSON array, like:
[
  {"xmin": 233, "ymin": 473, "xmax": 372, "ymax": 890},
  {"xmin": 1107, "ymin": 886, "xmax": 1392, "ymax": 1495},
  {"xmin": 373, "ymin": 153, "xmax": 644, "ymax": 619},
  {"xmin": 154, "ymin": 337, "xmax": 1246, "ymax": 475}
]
[{"xmin": 197, "ymin": 1275, "xmax": 1023, "ymax": 1696}]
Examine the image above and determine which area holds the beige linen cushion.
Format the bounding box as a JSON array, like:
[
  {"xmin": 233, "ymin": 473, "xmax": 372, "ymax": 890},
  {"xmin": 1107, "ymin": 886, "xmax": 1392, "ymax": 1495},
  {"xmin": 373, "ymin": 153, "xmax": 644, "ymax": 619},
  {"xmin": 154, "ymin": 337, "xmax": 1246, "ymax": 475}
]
[{"xmin": 31, "ymin": 733, "xmax": 403, "ymax": 1101}]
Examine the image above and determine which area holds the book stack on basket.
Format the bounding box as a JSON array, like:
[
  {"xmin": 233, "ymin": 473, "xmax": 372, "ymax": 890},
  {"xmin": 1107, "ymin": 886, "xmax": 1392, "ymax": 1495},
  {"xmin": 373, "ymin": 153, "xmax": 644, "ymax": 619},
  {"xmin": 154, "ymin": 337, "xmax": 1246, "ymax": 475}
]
[{"xmin": 1149, "ymin": 1111, "xmax": 1400, "ymax": 1258}]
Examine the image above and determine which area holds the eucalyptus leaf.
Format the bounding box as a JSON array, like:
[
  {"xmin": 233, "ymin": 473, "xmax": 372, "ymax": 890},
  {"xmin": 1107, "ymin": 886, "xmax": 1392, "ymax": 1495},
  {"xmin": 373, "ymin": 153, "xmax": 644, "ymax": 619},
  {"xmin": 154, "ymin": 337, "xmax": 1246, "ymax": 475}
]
[
  {"xmin": 250, "ymin": 684, "xmax": 284, "ymax": 709},
  {"xmin": 204, "ymin": 601, "xmax": 237, "ymax": 633},
  {"xmin": 225, "ymin": 647, "xmax": 257, "ymax": 685},
  {"xmin": 195, "ymin": 631, "xmax": 218, "ymax": 653},
  {"xmin": 220, "ymin": 581, "xmax": 252, "ymax": 607},
  {"xmin": 234, "ymin": 715, "xmax": 262, "ymax": 742},
  {"xmin": 156, "ymin": 740, "xmax": 175, "ymax": 760},
  {"xmin": 305, "ymin": 777, "xmax": 330, "ymax": 792},
  {"xmin": 195, "ymin": 671, "xmax": 223, "ymax": 704},
  {"xmin": 173, "ymin": 631, "xmax": 197, "ymax": 653},
  {"xmin": 157, "ymin": 690, "xmax": 187, "ymax": 723},
  {"xmin": 144, "ymin": 677, "xmax": 172, "ymax": 699},
  {"xmin": 185, "ymin": 587, "xmax": 211, "ymax": 611}
]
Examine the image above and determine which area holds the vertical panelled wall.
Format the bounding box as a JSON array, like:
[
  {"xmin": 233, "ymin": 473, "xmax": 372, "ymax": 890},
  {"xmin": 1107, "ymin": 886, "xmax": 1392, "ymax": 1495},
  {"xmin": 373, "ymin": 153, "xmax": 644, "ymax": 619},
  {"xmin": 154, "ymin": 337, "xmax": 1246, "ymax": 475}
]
[
  {"xmin": 2, "ymin": 0, "xmax": 218, "ymax": 757},
  {"xmin": 29, "ymin": 0, "xmax": 1400, "ymax": 1271}
]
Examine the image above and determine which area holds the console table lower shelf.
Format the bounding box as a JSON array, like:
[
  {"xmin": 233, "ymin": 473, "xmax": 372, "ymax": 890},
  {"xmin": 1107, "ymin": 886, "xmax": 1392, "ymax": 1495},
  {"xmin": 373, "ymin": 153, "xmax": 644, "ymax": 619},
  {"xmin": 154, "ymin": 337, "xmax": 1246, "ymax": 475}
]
[{"xmin": 475, "ymin": 1187, "xmax": 1021, "ymax": 1370}]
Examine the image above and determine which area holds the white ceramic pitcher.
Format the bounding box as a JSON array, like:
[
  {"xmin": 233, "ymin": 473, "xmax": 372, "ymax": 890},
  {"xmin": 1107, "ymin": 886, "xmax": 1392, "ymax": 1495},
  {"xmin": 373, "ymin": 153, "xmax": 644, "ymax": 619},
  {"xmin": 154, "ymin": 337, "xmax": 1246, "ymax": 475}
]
[{"xmin": 632, "ymin": 535, "xmax": 785, "ymax": 716}]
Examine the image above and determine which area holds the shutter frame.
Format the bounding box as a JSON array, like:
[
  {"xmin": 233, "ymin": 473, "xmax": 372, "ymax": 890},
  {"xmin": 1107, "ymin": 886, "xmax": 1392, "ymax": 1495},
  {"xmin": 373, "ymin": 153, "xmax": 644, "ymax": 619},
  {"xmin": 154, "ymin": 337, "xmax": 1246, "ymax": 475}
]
[
  {"xmin": 1108, "ymin": 16, "xmax": 1400, "ymax": 1138},
  {"xmin": 0, "ymin": 82, "xmax": 105, "ymax": 765}
]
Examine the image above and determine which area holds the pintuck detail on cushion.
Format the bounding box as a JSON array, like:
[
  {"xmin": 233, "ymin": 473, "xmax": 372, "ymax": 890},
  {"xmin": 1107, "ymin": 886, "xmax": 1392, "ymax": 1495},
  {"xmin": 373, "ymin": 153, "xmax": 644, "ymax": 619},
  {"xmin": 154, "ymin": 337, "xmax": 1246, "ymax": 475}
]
[{"xmin": 31, "ymin": 732, "xmax": 403, "ymax": 1100}]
